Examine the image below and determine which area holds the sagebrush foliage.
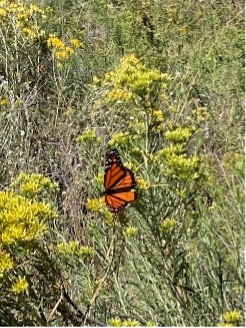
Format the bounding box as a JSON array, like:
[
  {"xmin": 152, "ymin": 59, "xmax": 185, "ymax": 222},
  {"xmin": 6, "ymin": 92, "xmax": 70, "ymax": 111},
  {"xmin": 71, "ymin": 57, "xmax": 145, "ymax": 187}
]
[{"xmin": 0, "ymin": 0, "xmax": 244, "ymax": 326}]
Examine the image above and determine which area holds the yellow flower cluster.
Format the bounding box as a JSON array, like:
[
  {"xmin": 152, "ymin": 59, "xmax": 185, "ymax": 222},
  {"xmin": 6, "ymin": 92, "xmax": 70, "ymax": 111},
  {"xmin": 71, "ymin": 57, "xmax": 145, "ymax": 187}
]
[
  {"xmin": 70, "ymin": 38, "xmax": 83, "ymax": 48},
  {"xmin": 0, "ymin": 191, "xmax": 56, "ymax": 245},
  {"xmin": 47, "ymin": 35, "xmax": 83, "ymax": 63},
  {"xmin": 157, "ymin": 125, "xmax": 203, "ymax": 182},
  {"xmin": 86, "ymin": 197, "xmax": 103, "ymax": 212},
  {"xmin": 0, "ymin": 97, "xmax": 8, "ymax": 106},
  {"xmin": 98, "ymin": 54, "xmax": 171, "ymax": 109},
  {"xmin": 165, "ymin": 153, "xmax": 200, "ymax": 181},
  {"xmin": 158, "ymin": 144, "xmax": 184, "ymax": 158},
  {"xmin": 108, "ymin": 317, "xmax": 140, "ymax": 326},
  {"xmin": 0, "ymin": 190, "xmax": 57, "ymax": 276},
  {"xmin": 12, "ymin": 276, "xmax": 29, "ymax": 294},
  {"xmin": 0, "ymin": 246, "xmax": 13, "ymax": 277},
  {"xmin": 123, "ymin": 161, "xmax": 138, "ymax": 172},
  {"xmin": 192, "ymin": 106, "xmax": 210, "ymax": 122},
  {"xmin": 136, "ymin": 176, "xmax": 148, "ymax": 190},
  {"xmin": 153, "ymin": 109, "xmax": 164, "ymax": 122},
  {"xmin": 96, "ymin": 172, "xmax": 104, "ymax": 185},
  {"xmin": 123, "ymin": 226, "xmax": 138, "ymax": 238},
  {"xmin": 0, "ymin": 1, "xmax": 46, "ymax": 42},
  {"xmin": 76, "ymin": 129, "xmax": 100, "ymax": 144},
  {"xmin": 107, "ymin": 88, "xmax": 133, "ymax": 103},
  {"xmin": 160, "ymin": 218, "xmax": 177, "ymax": 234},
  {"xmin": 108, "ymin": 317, "xmax": 157, "ymax": 327},
  {"xmin": 86, "ymin": 197, "xmax": 114, "ymax": 223},
  {"xmin": 93, "ymin": 75, "xmax": 101, "ymax": 84},
  {"xmin": 108, "ymin": 132, "xmax": 132, "ymax": 147},
  {"xmin": 12, "ymin": 172, "xmax": 59, "ymax": 199},
  {"xmin": 218, "ymin": 310, "xmax": 241, "ymax": 327},
  {"xmin": 165, "ymin": 126, "xmax": 194, "ymax": 144},
  {"xmin": 79, "ymin": 245, "xmax": 95, "ymax": 256},
  {"xmin": 57, "ymin": 241, "xmax": 95, "ymax": 258}
]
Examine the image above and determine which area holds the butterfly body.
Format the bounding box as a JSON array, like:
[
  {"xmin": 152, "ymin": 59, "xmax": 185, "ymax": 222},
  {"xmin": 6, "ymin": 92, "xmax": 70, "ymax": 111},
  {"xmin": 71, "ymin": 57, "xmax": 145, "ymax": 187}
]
[{"xmin": 104, "ymin": 149, "xmax": 137, "ymax": 214}]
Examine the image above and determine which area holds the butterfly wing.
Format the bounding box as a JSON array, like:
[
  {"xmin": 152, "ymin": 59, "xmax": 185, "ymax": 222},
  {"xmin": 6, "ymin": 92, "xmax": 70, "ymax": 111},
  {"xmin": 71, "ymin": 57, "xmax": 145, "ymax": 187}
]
[
  {"xmin": 105, "ymin": 191, "xmax": 137, "ymax": 214},
  {"xmin": 104, "ymin": 149, "xmax": 125, "ymax": 190},
  {"xmin": 104, "ymin": 149, "xmax": 137, "ymax": 214}
]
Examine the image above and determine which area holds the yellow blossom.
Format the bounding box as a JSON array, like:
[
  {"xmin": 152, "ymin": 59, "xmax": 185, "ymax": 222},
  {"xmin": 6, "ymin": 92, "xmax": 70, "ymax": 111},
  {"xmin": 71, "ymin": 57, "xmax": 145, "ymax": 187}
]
[
  {"xmin": 0, "ymin": 8, "xmax": 7, "ymax": 16},
  {"xmin": 108, "ymin": 132, "xmax": 131, "ymax": 147},
  {"xmin": 146, "ymin": 321, "xmax": 157, "ymax": 326},
  {"xmin": 96, "ymin": 172, "xmax": 104, "ymax": 185},
  {"xmin": 122, "ymin": 319, "xmax": 140, "ymax": 326},
  {"xmin": 86, "ymin": 197, "xmax": 104, "ymax": 212},
  {"xmin": 108, "ymin": 317, "xmax": 122, "ymax": 326},
  {"xmin": 123, "ymin": 162, "xmax": 138, "ymax": 172},
  {"xmin": 0, "ymin": 247, "xmax": 13, "ymax": 277},
  {"xmin": 47, "ymin": 36, "xmax": 64, "ymax": 48},
  {"xmin": 29, "ymin": 4, "xmax": 44, "ymax": 14},
  {"xmin": 70, "ymin": 38, "xmax": 83, "ymax": 48},
  {"xmin": 123, "ymin": 226, "xmax": 138, "ymax": 238},
  {"xmin": 217, "ymin": 323, "xmax": 234, "ymax": 327},
  {"xmin": 136, "ymin": 176, "xmax": 148, "ymax": 190},
  {"xmin": 0, "ymin": 190, "xmax": 57, "ymax": 247},
  {"xmin": 179, "ymin": 25, "xmax": 190, "ymax": 36},
  {"xmin": 17, "ymin": 12, "xmax": 28, "ymax": 20},
  {"xmin": 20, "ymin": 181, "xmax": 41, "ymax": 196},
  {"xmin": 21, "ymin": 27, "xmax": 36, "ymax": 38},
  {"xmin": 160, "ymin": 93, "xmax": 169, "ymax": 101},
  {"xmin": 107, "ymin": 88, "xmax": 132, "ymax": 103},
  {"xmin": 223, "ymin": 311, "xmax": 241, "ymax": 324},
  {"xmin": 57, "ymin": 241, "xmax": 95, "ymax": 257},
  {"xmin": 165, "ymin": 126, "xmax": 194, "ymax": 143},
  {"xmin": 57, "ymin": 241, "xmax": 80, "ymax": 255},
  {"xmin": 79, "ymin": 245, "xmax": 95, "ymax": 256},
  {"xmin": 0, "ymin": 97, "xmax": 8, "ymax": 106},
  {"xmin": 108, "ymin": 317, "xmax": 141, "ymax": 327},
  {"xmin": 160, "ymin": 218, "xmax": 177, "ymax": 234},
  {"xmin": 192, "ymin": 106, "xmax": 210, "ymax": 121},
  {"xmin": 153, "ymin": 109, "xmax": 164, "ymax": 122},
  {"xmin": 12, "ymin": 172, "xmax": 59, "ymax": 198},
  {"xmin": 164, "ymin": 153, "xmax": 201, "ymax": 180},
  {"xmin": 55, "ymin": 50, "xmax": 70, "ymax": 60},
  {"xmin": 93, "ymin": 75, "xmax": 101, "ymax": 84},
  {"xmin": 76, "ymin": 129, "xmax": 98, "ymax": 143},
  {"xmin": 99, "ymin": 54, "xmax": 172, "ymax": 108},
  {"xmin": 157, "ymin": 144, "xmax": 184, "ymax": 159},
  {"xmin": 120, "ymin": 54, "xmax": 141, "ymax": 66},
  {"xmin": 0, "ymin": 2, "xmax": 46, "ymax": 41},
  {"xmin": 104, "ymin": 209, "xmax": 114, "ymax": 225},
  {"xmin": 64, "ymin": 46, "xmax": 74, "ymax": 55},
  {"xmin": 12, "ymin": 276, "xmax": 29, "ymax": 294}
]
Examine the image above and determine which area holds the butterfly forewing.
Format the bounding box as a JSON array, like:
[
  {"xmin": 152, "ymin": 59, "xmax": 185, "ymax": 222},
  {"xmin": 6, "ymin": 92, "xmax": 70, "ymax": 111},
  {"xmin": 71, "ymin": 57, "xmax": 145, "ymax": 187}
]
[
  {"xmin": 104, "ymin": 163, "xmax": 126, "ymax": 190},
  {"xmin": 104, "ymin": 150, "xmax": 126, "ymax": 190},
  {"xmin": 109, "ymin": 169, "xmax": 136, "ymax": 192}
]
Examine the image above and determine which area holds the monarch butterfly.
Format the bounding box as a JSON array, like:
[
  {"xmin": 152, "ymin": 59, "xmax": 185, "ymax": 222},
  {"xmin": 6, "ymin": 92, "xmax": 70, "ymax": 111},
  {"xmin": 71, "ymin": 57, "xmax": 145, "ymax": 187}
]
[{"xmin": 104, "ymin": 149, "xmax": 137, "ymax": 214}]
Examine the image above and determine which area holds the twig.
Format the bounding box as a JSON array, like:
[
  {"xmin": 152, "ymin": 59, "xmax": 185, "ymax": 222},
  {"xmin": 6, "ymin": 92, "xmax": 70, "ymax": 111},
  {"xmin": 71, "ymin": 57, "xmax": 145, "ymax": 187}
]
[
  {"xmin": 48, "ymin": 292, "xmax": 63, "ymax": 323},
  {"xmin": 82, "ymin": 232, "xmax": 116, "ymax": 325},
  {"xmin": 62, "ymin": 286, "xmax": 105, "ymax": 326}
]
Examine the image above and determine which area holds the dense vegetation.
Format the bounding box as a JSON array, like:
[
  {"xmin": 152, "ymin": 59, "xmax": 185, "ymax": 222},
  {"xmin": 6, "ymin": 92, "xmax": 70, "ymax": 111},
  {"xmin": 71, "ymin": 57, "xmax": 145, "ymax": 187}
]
[{"xmin": 0, "ymin": 0, "xmax": 244, "ymax": 326}]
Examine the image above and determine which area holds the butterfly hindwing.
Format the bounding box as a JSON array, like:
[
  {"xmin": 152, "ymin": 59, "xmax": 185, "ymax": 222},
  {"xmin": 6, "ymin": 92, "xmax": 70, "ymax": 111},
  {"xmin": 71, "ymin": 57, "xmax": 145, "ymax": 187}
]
[{"xmin": 105, "ymin": 190, "xmax": 137, "ymax": 214}]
